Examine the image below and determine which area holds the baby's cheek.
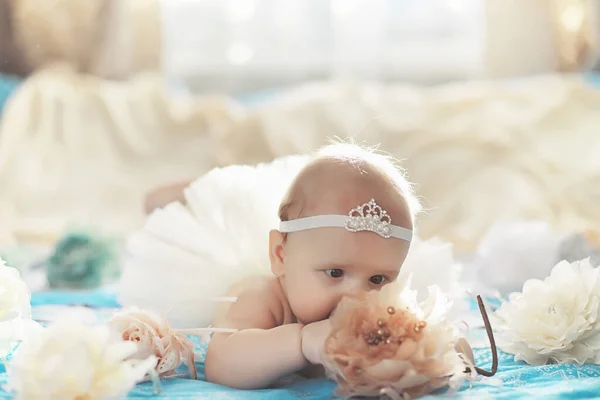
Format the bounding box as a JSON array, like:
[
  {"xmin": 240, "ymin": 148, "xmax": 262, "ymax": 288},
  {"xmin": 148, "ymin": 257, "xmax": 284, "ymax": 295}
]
[
  {"xmin": 319, "ymin": 293, "xmax": 344, "ymax": 320},
  {"xmin": 294, "ymin": 291, "xmax": 336, "ymax": 324}
]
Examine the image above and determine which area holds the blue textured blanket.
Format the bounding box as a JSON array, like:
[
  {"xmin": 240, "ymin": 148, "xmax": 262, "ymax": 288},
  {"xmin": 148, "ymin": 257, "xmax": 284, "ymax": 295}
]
[
  {"xmin": 0, "ymin": 74, "xmax": 20, "ymax": 116},
  {"xmin": 2, "ymin": 291, "xmax": 600, "ymax": 399}
]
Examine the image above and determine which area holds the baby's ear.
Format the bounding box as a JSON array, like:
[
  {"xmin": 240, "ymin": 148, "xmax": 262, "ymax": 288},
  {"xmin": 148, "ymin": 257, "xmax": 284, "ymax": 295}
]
[{"xmin": 269, "ymin": 230, "xmax": 286, "ymax": 277}]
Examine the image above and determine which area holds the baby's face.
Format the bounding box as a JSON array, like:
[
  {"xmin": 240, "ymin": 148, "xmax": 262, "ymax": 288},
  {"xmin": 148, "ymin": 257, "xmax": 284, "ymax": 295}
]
[{"xmin": 278, "ymin": 225, "xmax": 411, "ymax": 324}]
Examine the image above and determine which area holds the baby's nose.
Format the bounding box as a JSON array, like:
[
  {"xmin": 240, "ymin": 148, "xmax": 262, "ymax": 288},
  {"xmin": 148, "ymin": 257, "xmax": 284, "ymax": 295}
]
[{"xmin": 342, "ymin": 280, "xmax": 369, "ymax": 296}]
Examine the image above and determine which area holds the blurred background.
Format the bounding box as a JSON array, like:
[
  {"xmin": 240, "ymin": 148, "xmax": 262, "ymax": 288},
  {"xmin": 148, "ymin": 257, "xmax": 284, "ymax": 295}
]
[{"xmin": 1, "ymin": 0, "xmax": 600, "ymax": 292}]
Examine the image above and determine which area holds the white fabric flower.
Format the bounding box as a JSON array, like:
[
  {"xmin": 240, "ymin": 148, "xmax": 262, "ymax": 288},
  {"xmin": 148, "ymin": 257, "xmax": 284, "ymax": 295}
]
[
  {"xmin": 6, "ymin": 320, "xmax": 157, "ymax": 400},
  {"xmin": 0, "ymin": 258, "xmax": 30, "ymax": 323},
  {"xmin": 495, "ymin": 258, "xmax": 600, "ymax": 365},
  {"xmin": 0, "ymin": 257, "xmax": 39, "ymax": 359}
]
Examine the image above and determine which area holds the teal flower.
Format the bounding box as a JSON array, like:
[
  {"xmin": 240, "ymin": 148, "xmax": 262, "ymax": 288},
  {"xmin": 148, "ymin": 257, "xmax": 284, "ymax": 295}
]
[{"xmin": 46, "ymin": 230, "xmax": 121, "ymax": 289}]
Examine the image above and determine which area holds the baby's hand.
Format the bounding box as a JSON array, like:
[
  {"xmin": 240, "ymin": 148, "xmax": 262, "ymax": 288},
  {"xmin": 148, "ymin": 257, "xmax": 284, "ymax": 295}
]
[{"xmin": 301, "ymin": 319, "xmax": 332, "ymax": 365}]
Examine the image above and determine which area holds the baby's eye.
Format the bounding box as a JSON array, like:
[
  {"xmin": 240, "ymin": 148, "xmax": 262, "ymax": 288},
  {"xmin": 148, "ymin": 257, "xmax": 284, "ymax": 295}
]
[
  {"xmin": 325, "ymin": 269, "xmax": 344, "ymax": 279},
  {"xmin": 369, "ymin": 275, "xmax": 387, "ymax": 285}
]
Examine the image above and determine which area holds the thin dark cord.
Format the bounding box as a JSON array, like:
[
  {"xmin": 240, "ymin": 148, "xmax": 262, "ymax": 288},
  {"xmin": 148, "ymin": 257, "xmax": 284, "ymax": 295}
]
[{"xmin": 473, "ymin": 295, "xmax": 498, "ymax": 377}]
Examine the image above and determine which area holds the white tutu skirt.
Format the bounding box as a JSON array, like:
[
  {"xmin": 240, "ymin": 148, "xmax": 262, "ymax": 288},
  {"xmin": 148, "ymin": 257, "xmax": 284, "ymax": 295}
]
[{"xmin": 118, "ymin": 155, "xmax": 466, "ymax": 329}]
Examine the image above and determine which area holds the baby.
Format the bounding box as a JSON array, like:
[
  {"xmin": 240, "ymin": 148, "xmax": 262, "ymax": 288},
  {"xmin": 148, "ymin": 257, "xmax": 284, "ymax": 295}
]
[
  {"xmin": 205, "ymin": 143, "xmax": 421, "ymax": 389},
  {"xmin": 144, "ymin": 180, "xmax": 191, "ymax": 215}
]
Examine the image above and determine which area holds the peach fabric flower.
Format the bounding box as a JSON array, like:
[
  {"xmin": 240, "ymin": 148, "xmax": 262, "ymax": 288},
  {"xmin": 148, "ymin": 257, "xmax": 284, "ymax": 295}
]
[
  {"xmin": 323, "ymin": 282, "xmax": 470, "ymax": 399},
  {"xmin": 109, "ymin": 307, "xmax": 197, "ymax": 379}
]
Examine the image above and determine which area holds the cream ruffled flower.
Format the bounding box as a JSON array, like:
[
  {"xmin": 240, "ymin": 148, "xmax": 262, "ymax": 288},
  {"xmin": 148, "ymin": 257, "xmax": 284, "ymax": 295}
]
[
  {"xmin": 323, "ymin": 280, "xmax": 471, "ymax": 399},
  {"xmin": 0, "ymin": 257, "xmax": 40, "ymax": 359},
  {"xmin": 495, "ymin": 258, "xmax": 600, "ymax": 365},
  {"xmin": 398, "ymin": 237, "xmax": 467, "ymax": 318},
  {"xmin": 109, "ymin": 307, "xmax": 197, "ymax": 379},
  {"xmin": 6, "ymin": 319, "xmax": 157, "ymax": 400}
]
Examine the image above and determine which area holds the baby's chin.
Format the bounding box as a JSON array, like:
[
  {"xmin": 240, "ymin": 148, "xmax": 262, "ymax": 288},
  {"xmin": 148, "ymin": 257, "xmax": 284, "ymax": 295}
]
[
  {"xmin": 294, "ymin": 311, "xmax": 332, "ymax": 326},
  {"xmin": 296, "ymin": 316, "xmax": 319, "ymax": 326}
]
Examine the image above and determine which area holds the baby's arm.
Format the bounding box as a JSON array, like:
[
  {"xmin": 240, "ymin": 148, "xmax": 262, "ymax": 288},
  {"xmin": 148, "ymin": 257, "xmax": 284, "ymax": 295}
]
[{"xmin": 204, "ymin": 283, "xmax": 309, "ymax": 389}]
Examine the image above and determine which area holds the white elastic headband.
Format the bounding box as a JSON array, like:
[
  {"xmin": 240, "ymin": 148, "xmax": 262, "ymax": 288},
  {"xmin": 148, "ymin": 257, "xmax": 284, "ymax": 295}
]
[{"xmin": 279, "ymin": 198, "xmax": 412, "ymax": 241}]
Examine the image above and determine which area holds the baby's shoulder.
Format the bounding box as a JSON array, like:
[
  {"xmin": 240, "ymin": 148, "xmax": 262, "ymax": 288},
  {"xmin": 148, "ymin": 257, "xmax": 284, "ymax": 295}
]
[
  {"xmin": 213, "ymin": 276, "xmax": 287, "ymax": 329},
  {"xmin": 228, "ymin": 275, "xmax": 277, "ymax": 303}
]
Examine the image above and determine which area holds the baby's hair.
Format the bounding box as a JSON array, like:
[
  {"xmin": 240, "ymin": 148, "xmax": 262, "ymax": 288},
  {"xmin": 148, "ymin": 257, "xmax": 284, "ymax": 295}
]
[{"xmin": 278, "ymin": 141, "xmax": 422, "ymax": 224}]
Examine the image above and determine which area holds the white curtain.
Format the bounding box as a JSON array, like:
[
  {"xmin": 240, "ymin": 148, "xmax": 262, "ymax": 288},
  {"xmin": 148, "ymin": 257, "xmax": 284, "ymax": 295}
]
[{"xmin": 162, "ymin": 0, "xmax": 485, "ymax": 92}]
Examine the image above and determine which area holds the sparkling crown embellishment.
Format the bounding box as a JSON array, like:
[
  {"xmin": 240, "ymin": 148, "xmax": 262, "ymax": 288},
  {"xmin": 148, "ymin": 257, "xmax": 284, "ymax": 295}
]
[{"xmin": 345, "ymin": 199, "xmax": 393, "ymax": 238}]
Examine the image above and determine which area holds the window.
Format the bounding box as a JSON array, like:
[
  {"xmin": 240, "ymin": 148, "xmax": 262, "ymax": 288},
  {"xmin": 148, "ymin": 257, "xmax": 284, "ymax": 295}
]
[{"xmin": 163, "ymin": 0, "xmax": 485, "ymax": 92}]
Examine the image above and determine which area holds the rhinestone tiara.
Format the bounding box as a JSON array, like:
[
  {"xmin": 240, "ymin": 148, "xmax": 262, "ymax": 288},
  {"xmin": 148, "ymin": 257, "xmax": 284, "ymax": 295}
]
[{"xmin": 279, "ymin": 199, "xmax": 412, "ymax": 241}]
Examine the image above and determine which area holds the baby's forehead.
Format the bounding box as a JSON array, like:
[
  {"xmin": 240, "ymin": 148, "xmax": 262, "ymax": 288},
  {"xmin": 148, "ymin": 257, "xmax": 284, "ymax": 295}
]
[{"xmin": 298, "ymin": 225, "xmax": 409, "ymax": 273}]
